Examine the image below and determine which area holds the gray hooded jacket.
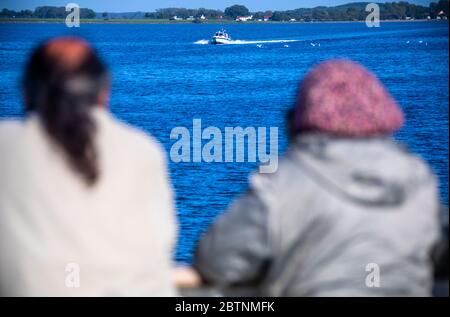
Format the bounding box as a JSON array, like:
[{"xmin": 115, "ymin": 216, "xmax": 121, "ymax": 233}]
[{"xmin": 194, "ymin": 134, "xmax": 441, "ymax": 296}]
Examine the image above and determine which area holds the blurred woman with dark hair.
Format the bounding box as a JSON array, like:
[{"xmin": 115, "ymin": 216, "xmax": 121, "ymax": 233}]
[
  {"xmin": 194, "ymin": 59, "xmax": 441, "ymax": 296},
  {"xmin": 0, "ymin": 37, "xmax": 177, "ymax": 296}
]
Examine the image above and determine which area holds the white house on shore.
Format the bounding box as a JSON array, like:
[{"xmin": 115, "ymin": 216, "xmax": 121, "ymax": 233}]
[{"xmin": 236, "ymin": 15, "xmax": 253, "ymax": 22}]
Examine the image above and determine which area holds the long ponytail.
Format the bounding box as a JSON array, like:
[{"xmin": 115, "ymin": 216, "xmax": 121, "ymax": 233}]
[{"xmin": 23, "ymin": 37, "xmax": 109, "ymax": 185}]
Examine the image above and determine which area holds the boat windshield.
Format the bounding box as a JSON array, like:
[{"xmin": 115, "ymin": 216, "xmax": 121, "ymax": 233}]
[{"xmin": 214, "ymin": 30, "xmax": 230, "ymax": 39}]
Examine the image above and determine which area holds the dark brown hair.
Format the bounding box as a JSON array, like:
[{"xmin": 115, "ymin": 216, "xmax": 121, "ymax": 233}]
[{"xmin": 23, "ymin": 37, "xmax": 109, "ymax": 185}]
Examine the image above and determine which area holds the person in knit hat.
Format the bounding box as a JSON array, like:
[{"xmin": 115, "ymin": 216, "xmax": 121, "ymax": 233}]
[
  {"xmin": 291, "ymin": 59, "xmax": 404, "ymax": 137},
  {"xmin": 194, "ymin": 59, "xmax": 441, "ymax": 296}
]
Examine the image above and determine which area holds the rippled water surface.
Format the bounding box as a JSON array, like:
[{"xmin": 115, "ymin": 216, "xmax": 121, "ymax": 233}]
[{"xmin": 0, "ymin": 21, "xmax": 448, "ymax": 263}]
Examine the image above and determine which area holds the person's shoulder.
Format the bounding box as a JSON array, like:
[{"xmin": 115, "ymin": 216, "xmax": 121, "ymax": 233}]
[
  {"xmin": 96, "ymin": 109, "xmax": 166, "ymax": 164},
  {"xmin": 249, "ymin": 146, "xmax": 310, "ymax": 204},
  {"xmin": 0, "ymin": 119, "xmax": 24, "ymax": 168},
  {"xmin": 0, "ymin": 119, "xmax": 24, "ymax": 145},
  {"xmin": 120, "ymin": 122, "xmax": 164, "ymax": 162},
  {"xmin": 387, "ymin": 140, "xmax": 436, "ymax": 182},
  {"xmin": 0, "ymin": 118, "xmax": 23, "ymax": 132},
  {"xmin": 378, "ymin": 139, "xmax": 433, "ymax": 178}
]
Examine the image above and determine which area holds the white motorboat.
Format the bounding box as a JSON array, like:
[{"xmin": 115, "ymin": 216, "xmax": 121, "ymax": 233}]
[{"xmin": 210, "ymin": 29, "xmax": 232, "ymax": 44}]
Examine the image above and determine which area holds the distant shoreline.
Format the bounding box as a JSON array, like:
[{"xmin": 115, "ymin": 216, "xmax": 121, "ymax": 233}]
[{"xmin": 0, "ymin": 18, "xmax": 446, "ymax": 25}]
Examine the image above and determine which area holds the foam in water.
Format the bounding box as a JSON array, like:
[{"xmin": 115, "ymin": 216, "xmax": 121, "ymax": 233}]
[
  {"xmin": 194, "ymin": 40, "xmax": 210, "ymax": 45},
  {"xmin": 194, "ymin": 39, "xmax": 300, "ymax": 45}
]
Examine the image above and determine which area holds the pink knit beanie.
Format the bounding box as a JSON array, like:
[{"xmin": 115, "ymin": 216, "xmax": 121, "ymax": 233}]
[{"xmin": 294, "ymin": 59, "xmax": 404, "ymax": 136}]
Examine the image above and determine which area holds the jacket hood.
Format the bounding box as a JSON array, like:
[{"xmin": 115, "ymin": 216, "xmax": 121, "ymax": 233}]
[{"xmin": 291, "ymin": 134, "xmax": 433, "ymax": 207}]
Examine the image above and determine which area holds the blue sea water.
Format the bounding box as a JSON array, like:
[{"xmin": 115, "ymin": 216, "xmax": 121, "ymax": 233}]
[{"xmin": 0, "ymin": 21, "xmax": 448, "ymax": 263}]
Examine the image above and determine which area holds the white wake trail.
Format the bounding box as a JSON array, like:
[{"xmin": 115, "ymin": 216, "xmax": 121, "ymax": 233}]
[
  {"xmin": 194, "ymin": 39, "xmax": 210, "ymax": 45},
  {"xmin": 227, "ymin": 39, "xmax": 299, "ymax": 45},
  {"xmin": 194, "ymin": 39, "xmax": 300, "ymax": 45}
]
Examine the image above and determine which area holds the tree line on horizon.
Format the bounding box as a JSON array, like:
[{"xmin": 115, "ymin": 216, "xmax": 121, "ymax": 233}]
[
  {"xmin": 145, "ymin": 1, "xmax": 449, "ymax": 21},
  {"xmin": 0, "ymin": 1, "xmax": 448, "ymax": 21},
  {"xmin": 0, "ymin": 6, "xmax": 95, "ymax": 19}
]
